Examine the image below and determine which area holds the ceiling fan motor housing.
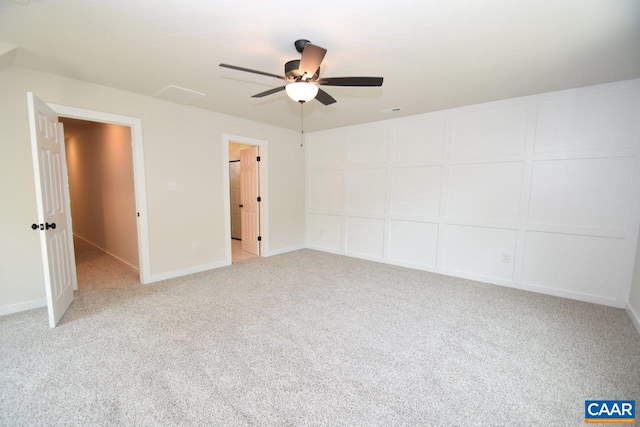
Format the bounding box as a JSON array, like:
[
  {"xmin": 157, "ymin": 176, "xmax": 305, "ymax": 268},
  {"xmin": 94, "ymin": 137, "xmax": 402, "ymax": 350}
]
[
  {"xmin": 285, "ymin": 60, "xmax": 319, "ymax": 81},
  {"xmin": 294, "ymin": 39, "xmax": 310, "ymax": 53}
]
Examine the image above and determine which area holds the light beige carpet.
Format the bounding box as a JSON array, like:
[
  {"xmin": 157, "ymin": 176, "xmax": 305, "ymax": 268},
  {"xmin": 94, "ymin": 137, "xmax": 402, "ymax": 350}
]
[
  {"xmin": 74, "ymin": 236, "xmax": 139, "ymax": 289},
  {"xmin": 1, "ymin": 249, "xmax": 639, "ymax": 426}
]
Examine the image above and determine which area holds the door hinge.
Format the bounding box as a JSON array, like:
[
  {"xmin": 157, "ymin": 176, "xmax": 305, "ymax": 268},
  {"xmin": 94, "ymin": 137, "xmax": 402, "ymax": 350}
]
[
  {"xmin": 257, "ymin": 196, "xmax": 261, "ymax": 202},
  {"xmin": 256, "ymin": 156, "xmax": 261, "ymax": 162},
  {"xmin": 257, "ymin": 236, "xmax": 262, "ymax": 241},
  {"xmin": 137, "ymin": 212, "xmax": 140, "ymax": 217}
]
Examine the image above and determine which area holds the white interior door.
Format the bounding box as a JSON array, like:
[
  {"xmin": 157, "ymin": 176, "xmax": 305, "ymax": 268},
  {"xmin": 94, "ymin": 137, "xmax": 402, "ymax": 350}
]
[
  {"xmin": 240, "ymin": 147, "xmax": 260, "ymax": 256},
  {"xmin": 27, "ymin": 92, "xmax": 77, "ymax": 328},
  {"xmin": 229, "ymin": 161, "xmax": 242, "ymax": 239}
]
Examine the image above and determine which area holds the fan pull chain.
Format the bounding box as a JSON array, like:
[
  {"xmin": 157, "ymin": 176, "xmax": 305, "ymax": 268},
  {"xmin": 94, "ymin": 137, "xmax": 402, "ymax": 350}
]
[{"xmin": 300, "ymin": 100, "xmax": 304, "ymax": 148}]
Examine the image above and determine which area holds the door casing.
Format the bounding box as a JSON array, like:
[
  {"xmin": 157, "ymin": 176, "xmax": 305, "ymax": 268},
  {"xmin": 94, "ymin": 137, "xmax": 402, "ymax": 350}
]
[{"xmin": 48, "ymin": 103, "xmax": 152, "ymax": 284}]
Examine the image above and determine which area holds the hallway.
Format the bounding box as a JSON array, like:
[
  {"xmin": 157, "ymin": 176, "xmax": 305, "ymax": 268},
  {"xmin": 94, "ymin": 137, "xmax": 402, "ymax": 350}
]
[{"xmin": 74, "ymin": 236, "xmax": 139, "ymax": 289}]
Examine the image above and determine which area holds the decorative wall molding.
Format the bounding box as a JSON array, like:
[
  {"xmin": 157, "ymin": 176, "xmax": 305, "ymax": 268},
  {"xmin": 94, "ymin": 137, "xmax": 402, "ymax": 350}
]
[{"xmin": 306, "ymin": 79, "xmax": 640, "ymax": 308}]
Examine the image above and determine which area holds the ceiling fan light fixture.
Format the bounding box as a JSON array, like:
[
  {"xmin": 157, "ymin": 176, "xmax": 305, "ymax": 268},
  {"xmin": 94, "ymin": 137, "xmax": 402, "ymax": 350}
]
[
  {"xmin": 221, "ymin": 39, "xmax": 383, "ymax": 106},
  {"xmin": 285, "ymin": 82, "xmax": 318, "ymax": 103}
]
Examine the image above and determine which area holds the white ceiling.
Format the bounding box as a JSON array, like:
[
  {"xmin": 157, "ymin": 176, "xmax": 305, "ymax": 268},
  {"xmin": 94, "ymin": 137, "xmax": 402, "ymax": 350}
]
[{"xmin": 1, "ymin": 0, "xmax": 639, "ymax": 132}]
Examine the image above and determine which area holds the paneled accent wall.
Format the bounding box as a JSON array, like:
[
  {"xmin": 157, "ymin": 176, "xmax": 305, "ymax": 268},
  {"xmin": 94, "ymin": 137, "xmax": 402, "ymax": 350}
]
[{"xmin": 306, "ymin": 79, "xmax": 640, "ymax": 308}]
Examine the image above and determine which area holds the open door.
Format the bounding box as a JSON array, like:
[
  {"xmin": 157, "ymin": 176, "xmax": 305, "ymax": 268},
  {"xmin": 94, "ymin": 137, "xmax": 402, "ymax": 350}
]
[
  {"xmin": 240, "ymin": 146, "xmax": 260, "ymax": 256},
  {"xmin": 27, "ymin": 92, "xmax": 77, "ymax": 328},
  {"xmin": 229, "ymin": 161, "xmax": 242, "ymax": 240}
]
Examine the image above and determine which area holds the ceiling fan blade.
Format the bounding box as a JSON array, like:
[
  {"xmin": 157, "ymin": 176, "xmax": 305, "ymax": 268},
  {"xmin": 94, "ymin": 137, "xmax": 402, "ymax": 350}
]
[
  {"xmin": 318, "ymin": 77, "xmax": 384, "ymax": 87},
  {"xmin": 251, "ymin": 86, "xmax": 286, "ymax": 98},
  {"xmin": 315, "ymin": 88, "xmax": 337, "ymax": 105},
  {"xmin": 299, "ymin": 43, "xmax": 327, "ymax": 78},
  {"xmin": 219, "ymin": 63, "xmax": 286, "ymax": 80}
]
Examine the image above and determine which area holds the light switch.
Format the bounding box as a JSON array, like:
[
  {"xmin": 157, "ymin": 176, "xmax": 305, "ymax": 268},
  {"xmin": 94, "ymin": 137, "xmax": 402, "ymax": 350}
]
[{"xmin": 167, "ymin": 181, "xmax": 178, "ymax": 191}]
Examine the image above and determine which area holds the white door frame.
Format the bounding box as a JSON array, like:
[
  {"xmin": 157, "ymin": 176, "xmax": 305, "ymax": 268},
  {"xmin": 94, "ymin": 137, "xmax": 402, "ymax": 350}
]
[
  {"xmin": 222, "ymin": 134, "xmax": 269, "ymax": 263},
  {"xmin": 48, "ymin": 103, "xmax": 152, "ymax": 284}
]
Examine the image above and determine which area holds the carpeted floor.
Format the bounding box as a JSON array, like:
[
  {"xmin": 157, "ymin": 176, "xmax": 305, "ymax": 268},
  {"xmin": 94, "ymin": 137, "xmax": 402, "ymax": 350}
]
[
  {"xmin": 1, "ymin": 249, "xmax": 639, "ymax": 426},
  {"xmin": 74, "ymin": 236, "xmax": 139, "ymax": 289}
]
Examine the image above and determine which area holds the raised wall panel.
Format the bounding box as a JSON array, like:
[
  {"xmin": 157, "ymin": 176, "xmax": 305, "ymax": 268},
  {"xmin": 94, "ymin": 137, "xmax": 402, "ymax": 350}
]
[
  {"xmin": 347, "ymin": 168, "xmax": 386, "ymax": 214},
  {"xmin": 528, "ymin": 158, "xmax": 635, "ymax": 230},
  {"xmin": 447, "ymin": 162, "xmax": 523, "ymax": 222},
  {"xmin": 444, "ymin": 225, "xmax": 517, "ymax": 281},
  {"xmin": 522, "ymin": 231, "xmax": 623, "ymax": 299},
  {"xmin": 306, "ymin": 81, "xmax": 640, "ymax": 309},
  {"xmin": 390, "ymin": 166, "xmax": 441, "ymax": 217},
  {"xmin": 346, "ymin": 217, "xmax": 385, "ymax": 258},
  {"xmin": 309, "ymin": 132, "xmax": 345, "ymax": 169},
  {"xmin": 348, "ymin": 126, "xmax": 388, "ymax": 165},
  {"xmin": 535, "ymin": 89, "xmax": 640, "ymax": 153},
  {"xmin": 308, "ymin": 214, "xmax": 343, "ymax": 251},
  {"xmin": 388, "ymin": 220, "xmax": 438, "ymax": 267},
  {"xmin": 309, "ymin": 170, "xmax": 343, "ymax": 212},
  {"xmin": 451, "ymin": 104, "xmax": 528, "ymax": 158},
  {"xmin": 391, "ymin": 117, "xmax": 446, "ymax": 163}
]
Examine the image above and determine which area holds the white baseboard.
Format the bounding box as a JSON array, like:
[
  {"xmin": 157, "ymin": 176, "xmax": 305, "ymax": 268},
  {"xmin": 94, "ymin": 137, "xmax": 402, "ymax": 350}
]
[
  {"xmin": 74, "ymin": 233, "xmax": 139, "ymax": 273},
  {"xmin": 147, "ymin": 260, "xmax": 231, "ymax": 283},
  {"xmin": 305, "ymin": 245, "xmax": 343, "ymax": 256},
  {"xmin": 627, "ymin": 303, "xmax": 640, "ymax": 336},
  {"xmin": 0, "ymin": 298, "xmax": 46, "ymax": 316},
  {"xmin": 305, "ymin": 245, "xmax": 623, "ymax": 308},
  {"xmin": 268, "ymin": 245, "xmax": 306, "ymax": 256}
]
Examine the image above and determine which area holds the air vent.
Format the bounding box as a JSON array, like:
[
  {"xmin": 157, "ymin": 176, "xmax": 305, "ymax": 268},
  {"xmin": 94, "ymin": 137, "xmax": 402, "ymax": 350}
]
[
  {"xmin": 381, "ymin": 107, "xmax": 403, "ymax": 113},
  {"xmin": 154, "ymin": 85, "xmax": 206, "ymax": 104}
]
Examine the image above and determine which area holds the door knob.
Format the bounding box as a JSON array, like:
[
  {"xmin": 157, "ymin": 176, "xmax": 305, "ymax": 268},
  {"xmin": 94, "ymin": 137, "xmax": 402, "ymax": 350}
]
[
  {"xmin": 45, "ymin": 222, "xmax": 56, "ymax": 230},
  {"xmin": 31, "ymin": 223, "xmax": 44, "ymax": 230},
  {"xmin": 239, "ymin": 204, "xmax": 243, "ymax": 208}
]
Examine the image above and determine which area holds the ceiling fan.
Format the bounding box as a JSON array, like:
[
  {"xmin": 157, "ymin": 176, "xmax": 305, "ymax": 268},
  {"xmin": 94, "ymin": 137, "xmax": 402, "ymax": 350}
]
[{"xmin": 219, "ymin": 39, "xmax": 383, "ymax": 105}]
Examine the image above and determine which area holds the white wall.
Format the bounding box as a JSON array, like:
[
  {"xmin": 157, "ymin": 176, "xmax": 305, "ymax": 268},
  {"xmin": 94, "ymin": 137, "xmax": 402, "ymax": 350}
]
[
  {"xmin": 0, "ymin": 66, "xmax": 305, "ymax": 313},
  {"xmin": 628, "ymin": 227, "xmax": 640, "ymax": 333},
  {"xmin": 65, "ymin": 121, "xmax": 139, "ymax": 270},
  {"xmin": 306, "ymin": 79, "xmax": 640, "ymax": 308}
]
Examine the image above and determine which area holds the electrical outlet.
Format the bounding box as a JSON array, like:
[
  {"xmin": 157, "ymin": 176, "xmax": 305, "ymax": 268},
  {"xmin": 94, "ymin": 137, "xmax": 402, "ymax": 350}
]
[
  {"xmin": 192, "ymin": 243, "xmax": 198, "ymax": 252},
  {"xmin": 501, "ymin": 254, "xmax": 510, "ymax": 263}
]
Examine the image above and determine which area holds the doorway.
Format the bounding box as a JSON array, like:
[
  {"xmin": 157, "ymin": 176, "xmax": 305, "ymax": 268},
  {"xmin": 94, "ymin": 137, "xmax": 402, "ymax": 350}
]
[
  {"xmin": 49, "ymin": 103, "xmax": 151, "ymax": 284},
  {"xmin": 223, "ymin": 134, "xmax": 269, "ymax": 264},
  {"xmin": 60, "ymin": 117, "xmax": 140, "ymax": 288},
  {"xmin": 28, "ymin": 94, "xmax": 151, "ymax": 326}
]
